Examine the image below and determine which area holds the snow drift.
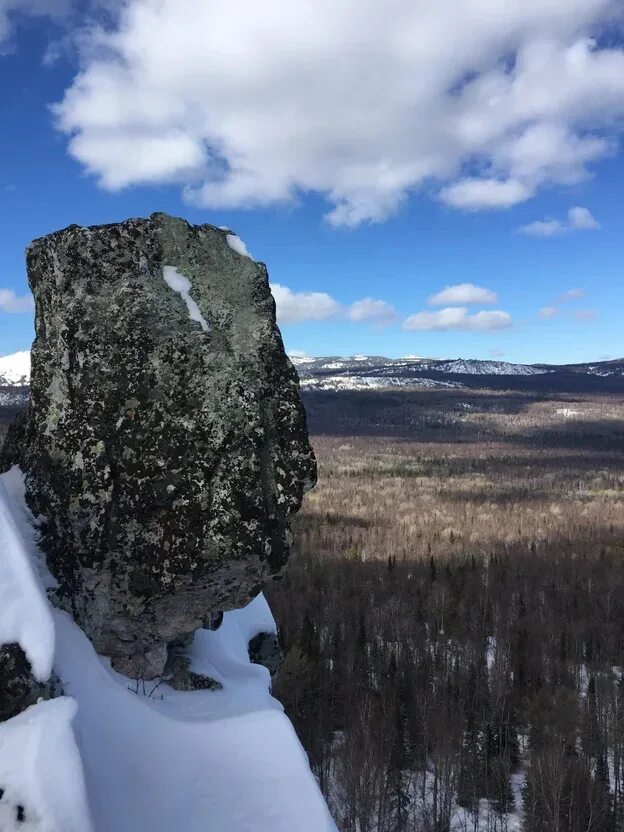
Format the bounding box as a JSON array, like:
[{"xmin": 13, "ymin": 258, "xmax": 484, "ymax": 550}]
[{"xmin": 0, "ymin": 467, "xmax": 335, "ymax": 832}]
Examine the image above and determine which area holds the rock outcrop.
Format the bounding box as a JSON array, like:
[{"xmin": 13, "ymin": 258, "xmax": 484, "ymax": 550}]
[
  {"xmin": 248, "ymin": 631, "xmax": 283, "ymax": 677},
  {"xmin": 16, "ymin": 213, "xmax": 316, "ymax": 678},
  {"xmin": 0, "ymin": 644, "xmax": 56, "ymax": 722}
]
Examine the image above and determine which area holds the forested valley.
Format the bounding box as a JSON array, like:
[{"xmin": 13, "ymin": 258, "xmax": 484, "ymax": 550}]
[{"xmin": 269, "ymin": 389, "xmax": 624, "ymax": 831}]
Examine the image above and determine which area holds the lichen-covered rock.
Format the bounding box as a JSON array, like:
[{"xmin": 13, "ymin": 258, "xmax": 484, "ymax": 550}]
[
  {"xmin": 20, "ymin": 213, "xmax": 316, "ymax": 678},
  {"xmin": 0, "ymin": 643, "xmax": 55, "ymax": 721}
]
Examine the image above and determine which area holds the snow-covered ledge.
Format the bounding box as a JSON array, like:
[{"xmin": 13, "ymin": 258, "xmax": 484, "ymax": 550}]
[{"xmin": 0, "ymin": 467, "xmax": 336, "ymax": 832}]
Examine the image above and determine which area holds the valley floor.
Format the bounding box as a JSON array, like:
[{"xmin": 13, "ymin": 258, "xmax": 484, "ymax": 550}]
[{"xmin": 269, "ymin": 389, "xmax": 624, "ymax": 832}]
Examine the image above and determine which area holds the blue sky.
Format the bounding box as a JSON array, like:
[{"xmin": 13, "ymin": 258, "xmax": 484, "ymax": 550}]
[{"xmin": 0, "ymin": 1, "xmax": 623, "ymax": 364}]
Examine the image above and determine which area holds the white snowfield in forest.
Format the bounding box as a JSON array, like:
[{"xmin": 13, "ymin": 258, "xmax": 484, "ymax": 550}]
[{"xmin": 0, "ymin": 467, "xmax": 336, "ymax": 832}]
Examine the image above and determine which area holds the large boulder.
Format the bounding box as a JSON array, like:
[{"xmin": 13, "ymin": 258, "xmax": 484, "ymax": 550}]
[{"xmin": 19, "ymin": 213, "xmax": 316, "ymax": 678}]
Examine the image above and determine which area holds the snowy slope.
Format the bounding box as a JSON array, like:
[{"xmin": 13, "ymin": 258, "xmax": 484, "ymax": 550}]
[
  {"xmin": 0, "ymin": 698, "xmax": 93, "ymax": 832},
  {"xmin": 0, "ymin": 351, "xmax": 31, "ymax": 386},
  {"xmin": 0, "ymin": 467, "xmax": 336, "ymax": 832},
  {"xmin": 421, "ymin": 358, "xmax": 546, "ymax": 376},
  {"xmin": 0, "ymin": 473, "xmax": 55, "ymax": 681},
  {"xmin": 300, "ymin": 374, "xmax": 463, "ymax": 391}
]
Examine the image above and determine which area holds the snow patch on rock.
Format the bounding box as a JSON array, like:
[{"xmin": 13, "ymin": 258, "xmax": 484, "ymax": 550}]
[
  {"xmin": 162, "ymin": 266, "xmax": 210, "ymax": 332},
  {"xmin": 226, "ymin": 233, "xmax": 253, "ymax": 259}
]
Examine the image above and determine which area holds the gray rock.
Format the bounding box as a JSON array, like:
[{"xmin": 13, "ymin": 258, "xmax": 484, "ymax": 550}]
[
  {"xmin": 248, "ymin": 631, "xmax": 283, "ymax": 677},
  {"xmin": 0, "ymin": 406, "xmax": 29, "ymax": 474},
  {"xmin": 0, "ymin": 643, "xmax": 56, "ymax": 722},
  {"xmin": 163, "ymin": 634, "xmax": 222, "ymax": 692},
  {"xmin": 20, "ymin": 213, "xmax": 316, "ymax": 678}
]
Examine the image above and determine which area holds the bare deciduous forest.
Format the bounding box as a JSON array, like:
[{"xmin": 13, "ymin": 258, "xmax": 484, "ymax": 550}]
[{"xmin": 268, "ymin": 389, "xmax": 624, "ymax": 831}]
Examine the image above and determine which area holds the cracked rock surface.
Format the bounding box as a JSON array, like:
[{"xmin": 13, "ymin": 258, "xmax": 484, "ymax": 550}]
[{"xmin": 17, "ymin": 213, "xmax": 316, "ymax": 678}]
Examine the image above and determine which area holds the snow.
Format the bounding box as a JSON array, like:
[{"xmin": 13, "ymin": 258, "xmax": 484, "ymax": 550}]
[
  {"xmin": 0, "ymin": 468, "xmax": 335, "ymax": 832},
  {"xmin": 428, "ymin": 358, "xmax": 547, "ymax": 376},
  {"xmin": 53, "ymin": 600, "xmax": 335, "ymax": 832},
  {"xmin": 162, "ymin": 266, "xmax": 210, "ymax": 332},
  {"xmin": 226, "ymin": 233, "xmax": 253, "ymax": 259},
  {"xmin": 0, "ymin": 350, "xmax": 31, "ymax": 386},
  {"xmin": 0, "ymin": 389, "xmax": 29, "ymax": 407},
  {"xmin": 288, "ymin": 353, "xmax": 314, "ymax": 366},
  {"xmin": 0, "ymin": 469, "xmax": 54, "ymax": 681},
  {"xmin": 0, "ymin": 698, "xmax": 93, "ymax": 832},
  {"xmin": 300, "ymin": 375, "xmax": 463, "ymax": 391}
]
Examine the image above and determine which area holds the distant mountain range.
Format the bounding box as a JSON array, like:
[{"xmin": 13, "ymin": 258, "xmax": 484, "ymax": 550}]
[
  {"xmin": 291, "ymin": 354, "xmax": 624, "ymax": 392},
  {"xmin": 1, "ymin": 350, "xmax": 623, "ymax": 401}
]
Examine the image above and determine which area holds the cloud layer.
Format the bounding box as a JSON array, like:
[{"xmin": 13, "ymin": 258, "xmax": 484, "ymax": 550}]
[{"xmin": 52, "ymin": 0, "xmax": 624, "ymax": 225}]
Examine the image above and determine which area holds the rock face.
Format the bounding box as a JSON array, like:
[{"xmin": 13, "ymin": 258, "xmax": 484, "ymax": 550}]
[
  {"xmin": 248, "ymin": 631, "xmax": 283, "ymax": 677},
  {"xmin": 19, "ymin": 213, "xmax": 316, "ymax": 678},
  {"xmin": 0, "ymin": 644, "xmax": 55, "ymax": 722}
]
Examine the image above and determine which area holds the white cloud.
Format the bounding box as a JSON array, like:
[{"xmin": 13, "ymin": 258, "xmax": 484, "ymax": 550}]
[
  {"xmin": 539, "ymin": 305, "xmax": 561, "ymax": 319},
  {"xmin": 52, "ymin": 0, "xmax": 624, "ymax": 225},
  {"xmin": 489, "ymin": 348, "xmax": 506, "ymax": 357},
  {"xmin": 520, "ymin": 219, "xmax": 567, "ymax": 237},
  {"xmin": 568, "ymin": 206, "xmax": 600, "ymax": 230},
  {"xmin": 439, "ymin": 178, "xmax": 533, "ymax": 211},
  {"xmin": 559, "ymin": 287, "xmax": 585, "ymax": 301},
  {"xmin": 403, "ymin": 306, "xmax": 512, "ymax": 332},
  {"xmin": 348, "ymin": 298, "xmax": 397, "ymax": 325},
  {"xmin": 428, "ymin": 283, "xmax": 498, "ymax": 306},
  {"xmin": 0, "ymin": 288, "xmax": 34, "ymax": 313},
  {"xmin": 271, "ymin": 283, "xmax": 341, "ymax": 325},
  {"xmin": 518, "ymin": 205, "xmax": 599, "ymax": 235}
]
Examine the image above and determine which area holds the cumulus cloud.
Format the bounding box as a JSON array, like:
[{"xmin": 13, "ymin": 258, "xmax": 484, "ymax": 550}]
[
  {"xmin": 0, "ymin": 288, "xmax": 34, "ymax": 313},
  {"xmin": 271, "ymin": 284, "xmax": 341, "ymax": 326},
  {"xmin": 51, "ymin": 0, "xmax": 624, "ymax": 225},
  {"xmin": 489, "ymin": 349, "xmax": 506, "ymax": 357},
  {"xmin": 539, "ymin": 305, "xmax": 561, "ymax": 319},
  {"xmin": 428, "ymin": 283, "xmax": 498, "ymax": 306},
  {"xmin": 272, "ymin": 285, "xmax": 401, "ymax": 328},
  {"xmin": 439, "ymin": 178, "xmax": 533, "ymax": 211},
  {"xmin": 518, "ymin": 206, "xmax": 599, "ymax": 236},
  {"xmin": 403, "ymin": 307, "xmax": 512, "ymax": 332},
  {"xmin": 348, "ymin": 298, "xmax": 397, "ymax": 326}
]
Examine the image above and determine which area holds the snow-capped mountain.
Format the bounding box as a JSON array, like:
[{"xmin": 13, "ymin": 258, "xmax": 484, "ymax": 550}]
[
  {"xmin": 0, "ymin": 351, "xmax": 31, "ymax": 387},
  {"xmin": 289, "ymin": 354, "xmax": 624, "ymax": 392}
]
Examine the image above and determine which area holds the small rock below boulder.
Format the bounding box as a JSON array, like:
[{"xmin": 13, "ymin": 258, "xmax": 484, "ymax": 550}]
[
  {"xmin": 248, "ymin": 631, "xmax": 283, "ymax": 677},
  {"xmin": 0, "ymin": 643, "xmax": 56, "ymax": 722}
]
